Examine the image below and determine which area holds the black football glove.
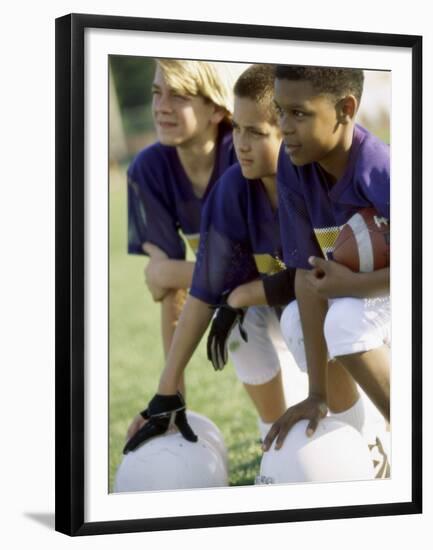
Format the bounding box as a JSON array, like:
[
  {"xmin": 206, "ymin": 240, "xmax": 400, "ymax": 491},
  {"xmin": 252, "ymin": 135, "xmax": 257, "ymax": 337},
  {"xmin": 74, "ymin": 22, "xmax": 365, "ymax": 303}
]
[
  {"xmin": 207, "ymin": 302, "xmax": 248, "ymax": 371},
  {"xmin": 123, "ymin": 392, "xmax": 197, "ymax": 454}
]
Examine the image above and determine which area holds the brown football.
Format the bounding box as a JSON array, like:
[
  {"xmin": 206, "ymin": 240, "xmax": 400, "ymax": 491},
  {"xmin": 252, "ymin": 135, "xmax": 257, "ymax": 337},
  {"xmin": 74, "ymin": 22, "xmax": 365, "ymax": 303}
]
[{"xmin": 333, "ymin": 208, "xmax": 390, "ymax": 272}]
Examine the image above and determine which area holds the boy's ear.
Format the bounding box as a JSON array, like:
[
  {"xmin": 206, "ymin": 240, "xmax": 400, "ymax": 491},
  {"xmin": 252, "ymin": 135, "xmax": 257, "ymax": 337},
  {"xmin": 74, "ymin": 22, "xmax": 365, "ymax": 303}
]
[
  {"xmin": 211, "ymin": 105, "xmax": 228, "ymax": 125},
  {"xmin": 336, "ymin": 95, "xmax": 357, "ymax": 124}
]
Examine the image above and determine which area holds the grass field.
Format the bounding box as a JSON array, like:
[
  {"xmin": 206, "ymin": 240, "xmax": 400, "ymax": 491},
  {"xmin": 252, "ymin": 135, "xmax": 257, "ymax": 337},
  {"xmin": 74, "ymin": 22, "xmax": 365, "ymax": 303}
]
[{"xmin": 109, "ymin": 164, "xmax": 263, "ymax": 490}]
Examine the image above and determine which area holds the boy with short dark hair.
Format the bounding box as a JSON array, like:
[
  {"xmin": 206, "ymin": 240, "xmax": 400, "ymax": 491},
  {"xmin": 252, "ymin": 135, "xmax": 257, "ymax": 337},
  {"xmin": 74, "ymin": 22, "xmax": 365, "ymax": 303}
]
[{"xmin": 263, "ymin": 65, "xmax": 390, "ymax": 464}]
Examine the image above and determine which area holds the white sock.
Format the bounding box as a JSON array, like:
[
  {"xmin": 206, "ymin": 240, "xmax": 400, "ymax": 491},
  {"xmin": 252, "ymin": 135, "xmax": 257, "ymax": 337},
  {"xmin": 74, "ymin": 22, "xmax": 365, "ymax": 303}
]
[
  {"xmin": 258, "ymin": 418, "xmax": 273, "ymax": 443},
  {"xmin": 330, "ymin": 396, "xmax": 365, "ymax": 434},
  {"xmin": 357, "ymin": 388, "xmax": 390, "ymax": 457},
  {"xmin": 359, "ymin": 387, "xmax": 387, "ymax": 434}
]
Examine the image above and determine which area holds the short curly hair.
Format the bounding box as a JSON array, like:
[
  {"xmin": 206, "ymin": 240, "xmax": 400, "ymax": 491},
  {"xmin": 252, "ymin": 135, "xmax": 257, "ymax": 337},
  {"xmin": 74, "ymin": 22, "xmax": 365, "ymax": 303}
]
[
  {"xmin": 275, "ymin": 65, "xmax": 364, "ymax": 105},
  {"xmin": 234, "ymin": 64, "xmax": 278, "ymax": 125}
]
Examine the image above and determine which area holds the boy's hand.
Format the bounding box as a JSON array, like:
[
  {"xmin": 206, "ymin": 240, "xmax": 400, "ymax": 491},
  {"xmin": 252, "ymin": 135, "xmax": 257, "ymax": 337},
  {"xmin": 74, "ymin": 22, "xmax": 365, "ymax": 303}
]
[
  {"xmin": 306, "ymin": 256, "xmax": 357, "ymax": 299},
  {"xmin": 262, "ymin": 395, "xmax": 328, "ymax": 451},
  {"xmin": 126, "ymin": 414, "xmax": 147, "ymax": 443},
  {"xmin": 207, "ymin": 302, "xmax": 248, "ymax": 370},
  {"xmin": 123, "ymin": 393, "xmax": 197, "ymax": 454}
]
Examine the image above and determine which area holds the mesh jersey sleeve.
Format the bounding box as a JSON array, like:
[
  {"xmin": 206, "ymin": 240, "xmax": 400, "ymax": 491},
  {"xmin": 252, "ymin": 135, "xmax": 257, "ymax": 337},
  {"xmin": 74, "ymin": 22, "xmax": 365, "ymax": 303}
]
[
  {"xmin": 357, "ymin": 164, "xmax": 390, "ymax": 219},
  {"xmin": 354, "ymin": 133, "xmax": 390, "ymax": 220},
  {"xmin": 278, "ymin": 170, "xmax": 323, "ymax": 270},
  {"xmin": 190, "ymin": 173, "xmax": 259, "ymax": 305},
  {"xmin": 127, "ymin": 154, "xmax": 186, "ymax": 259}
]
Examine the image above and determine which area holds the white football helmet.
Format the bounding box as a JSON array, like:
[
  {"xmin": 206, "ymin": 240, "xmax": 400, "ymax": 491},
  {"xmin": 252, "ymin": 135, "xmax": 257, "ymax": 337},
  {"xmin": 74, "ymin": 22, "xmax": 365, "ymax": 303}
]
[
  {"xmin": 114, "ymin": 412, "xmax": 228, "ymax": 493},
  {"xmin": 185, "ymin": 411, "xmax": 228, "ymax": 468},
  {"xmin": 257, "ymin": 418, "xmax": 375, "ymax": 485}
]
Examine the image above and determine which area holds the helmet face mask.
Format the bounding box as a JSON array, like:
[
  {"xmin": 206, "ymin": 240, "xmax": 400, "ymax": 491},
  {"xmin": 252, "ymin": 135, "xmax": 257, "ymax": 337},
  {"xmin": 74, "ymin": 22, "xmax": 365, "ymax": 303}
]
[
  {"xmin": 114, "ymin": 411, "xmax": 228, "ymax": 493},
  {"xmin": 255, "ymin": 474, "xmax": 274, "ymax": 485},
  {"xmin": 258, "ymin": 418, "xmax": 375, "ymax": 485}
]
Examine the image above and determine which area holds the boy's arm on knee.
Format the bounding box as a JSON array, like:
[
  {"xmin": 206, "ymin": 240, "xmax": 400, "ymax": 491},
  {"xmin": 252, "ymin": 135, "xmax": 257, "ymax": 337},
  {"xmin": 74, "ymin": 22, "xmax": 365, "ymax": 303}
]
[
  {"xmin": 147, "ymin": 258, "xmax": 195, "ymax": 291},
  {"xmin": 227, "ymin": 268, "xmax": 296, "ymax": 309},
  {"xmin": 226, "ymin": 279, "xmax": 267, "ymax": 308}
]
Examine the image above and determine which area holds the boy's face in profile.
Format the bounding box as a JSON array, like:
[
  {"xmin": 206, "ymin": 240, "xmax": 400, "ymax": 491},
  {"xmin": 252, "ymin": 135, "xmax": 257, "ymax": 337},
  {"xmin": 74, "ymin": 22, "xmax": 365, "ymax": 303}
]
[
  {"xmin": 151, "ymin": 66, "xmax": 218, "ymax": 147},
  {"xmin": 274, "ymin": 78, "xmax": 344, "ymax": 167},
  {"xmin": 232, "ymin": 95, "xmax": 282, "ymax": 181}
]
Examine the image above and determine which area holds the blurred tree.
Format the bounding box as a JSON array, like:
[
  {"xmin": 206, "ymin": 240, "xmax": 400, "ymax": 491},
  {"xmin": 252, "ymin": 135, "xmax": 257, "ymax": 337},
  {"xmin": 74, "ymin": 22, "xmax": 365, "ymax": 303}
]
[
  {"xmin": 109, "ymin": 56, "xmax": 156, "ymax": 146},
  {"xmin": 109, "ymin": 56, "xmax": 155, "ymax": 110}
]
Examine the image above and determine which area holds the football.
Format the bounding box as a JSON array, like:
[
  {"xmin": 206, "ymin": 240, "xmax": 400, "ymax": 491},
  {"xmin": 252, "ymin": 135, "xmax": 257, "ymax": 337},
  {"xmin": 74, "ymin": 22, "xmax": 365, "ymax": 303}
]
[
  {"xmin": 333, "ymin": 208, "xmax": 390, "ymax": 272},
  {"xmin": 256, "ymin": 418, "xmax": 375, "ymax": 485}
]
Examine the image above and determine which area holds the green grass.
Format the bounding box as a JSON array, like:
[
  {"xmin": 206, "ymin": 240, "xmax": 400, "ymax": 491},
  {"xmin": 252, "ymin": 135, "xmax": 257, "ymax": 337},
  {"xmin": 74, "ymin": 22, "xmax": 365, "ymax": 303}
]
[{"xmin": 109, "ymin": 165, "xmax": 262, "ymax": 490}]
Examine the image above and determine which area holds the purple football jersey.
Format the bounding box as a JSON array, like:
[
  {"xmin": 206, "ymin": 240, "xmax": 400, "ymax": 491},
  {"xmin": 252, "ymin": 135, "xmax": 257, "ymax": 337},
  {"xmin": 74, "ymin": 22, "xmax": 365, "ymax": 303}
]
[
  {"xmin": 190, "ymin": 163, "xmax": 285, "ymax": 305},
  {"xmin": 127, "ymin": 123, "xmax": 236, "ymax": 259},
  {"xmin": 278, "ymin": 124, "xmax": 390, "ymax": 269}
]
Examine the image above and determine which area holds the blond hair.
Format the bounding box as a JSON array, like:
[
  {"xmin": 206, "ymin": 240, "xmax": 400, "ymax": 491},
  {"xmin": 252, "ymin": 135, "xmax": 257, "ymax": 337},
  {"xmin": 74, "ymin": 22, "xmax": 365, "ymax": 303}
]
[{"xmin": 156, "ymin": 59, "xmax": 243, "ymax": 118}]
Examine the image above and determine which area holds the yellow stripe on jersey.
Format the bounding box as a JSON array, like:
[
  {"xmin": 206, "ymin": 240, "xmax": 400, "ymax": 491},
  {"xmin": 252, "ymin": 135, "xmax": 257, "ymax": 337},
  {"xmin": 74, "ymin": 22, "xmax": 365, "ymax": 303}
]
[
  {"xmin": 313, "ymin": 226, "xmax": 341, "ymax": 257},
  {"xmin": 254, "ymin": 254, "xmax": 286, "ymax": 275},
  {"xmin": 183, "ymin": 233, "xmax": 200, "ymax": 255}
]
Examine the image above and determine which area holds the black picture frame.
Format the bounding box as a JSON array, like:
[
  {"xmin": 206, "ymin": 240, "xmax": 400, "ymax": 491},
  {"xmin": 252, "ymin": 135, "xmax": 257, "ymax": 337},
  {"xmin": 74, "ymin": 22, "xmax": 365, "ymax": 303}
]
[{"xmin": 55, "ymin": 13, "xmax": 422, "ymax": 537}]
